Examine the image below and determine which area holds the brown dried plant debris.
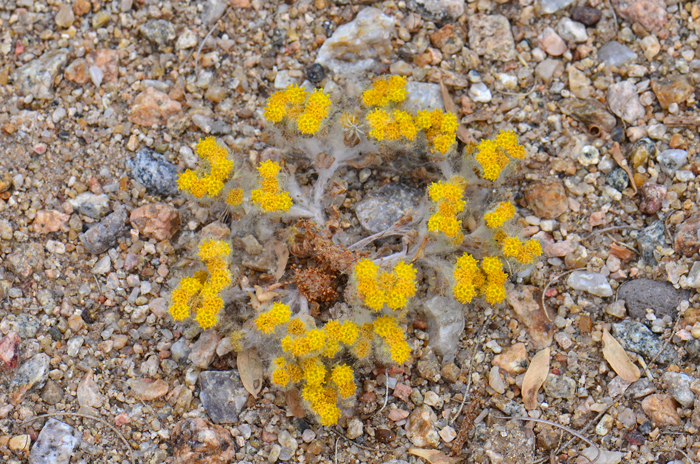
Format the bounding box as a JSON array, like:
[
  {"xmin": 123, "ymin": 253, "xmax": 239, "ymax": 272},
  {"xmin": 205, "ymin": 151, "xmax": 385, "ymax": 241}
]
[{"xmin": 293, "ymin": 266, "xmax": 338, "ymax": 304}]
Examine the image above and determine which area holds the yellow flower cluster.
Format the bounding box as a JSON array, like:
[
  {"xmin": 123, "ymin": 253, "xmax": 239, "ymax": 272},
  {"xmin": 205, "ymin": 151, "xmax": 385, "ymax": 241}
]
[
  {"xmin": 250, "ymin": 160, "xmax": 293, "ymax": 212},
  {"xmin": 255, "ymin": 302, "xmax": 292, "ymax": 334},
  {"xmin": 427, "ymin": 177, "xmax": 466, "ymax": 244},
  {"xmin": 452, "ymin": 253, "xmax": 508, "ymax": 305},
  {"xmin": 263, "ymin": 84, "xmax": 332, "ymax": 135},
  {"xmin": 302, "ymin": 383, "xmax": 340, "ymax": 426},
  {"xmin": 330, "ymin": 364, "xmax": 356, "ymax": 399},
  {"xmin": 354, "ymin": 259, "xmax": 417, "ymax": 311},
  {"xmin": 501, "ymin": 236, "xmax": 542, "ymax": 264},
  {"xmin": 352, "ymin": 323, "xmax": 374, "ymax": 359},
  {"xmin": 177, "ymin": 137, "xmax": 235, "ymax": 199},
  {"xmin": 226, "ymin": 188, "xmax": 244, "ymax": 207},
  {"xmin": 362, "ymin": 75, "xmax": 408, "ymax": 107},
  {"xmin": 373, "ymin": 315, "xmax": 411, "ymax": 364},
  {"xmin": 484, "ymin": 201, "xmax": 516, "ymax": 229},
  {"xmin": 414, "ymin": 109, "xmax": 458, "ymax": 155},
  {"xmin": 365, "ymin": 109, "xmax": 419, "ymax": 142},
  {"xmin": 280, "ymin": 318, "xmax": 358, "ymax": 358},
  {"xmin": 168, "ymin": 239, "xmax": 232, "ymax": 329},
  {"xmin": 473, "ymin": 130, "xmax": 527, "ymax": 181}
]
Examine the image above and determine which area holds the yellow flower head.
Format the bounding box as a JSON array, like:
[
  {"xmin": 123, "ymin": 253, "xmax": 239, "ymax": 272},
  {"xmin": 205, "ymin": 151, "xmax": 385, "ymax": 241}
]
[
  {"xmin": 502, "ymin": 236, "xmax": 523, "ymax": 258},
  {"xmin": 339, "ymin": 321, "xmax": 359, "ymax": 345},
  {"xmin": 288, "ymin": 318, "xmax": 307, "ymax": 336},
  {"xmin": 306, "ymin": 328, "xmax": 328, "ymax": 352},
  {"xmin": 484, "ymin": 201, "xmax": 516, "ymax": 229},
  {"xmin": 258, "ymin": 160, "xmax": 282, "ymax": 178},
  {"xmin": 353, "ymin": 340, "xmax": 371, "ymax": 359},
  {"xmin": 302, "ymin": 357, "xmax": 327, "ymax": 386},
  {"xmin": 271, "ymin": 367, "xmax": 290, "ymax": 387},
  {"xmin": 226, "ymin": 188, "xmax": 244, "ymax": 207}
]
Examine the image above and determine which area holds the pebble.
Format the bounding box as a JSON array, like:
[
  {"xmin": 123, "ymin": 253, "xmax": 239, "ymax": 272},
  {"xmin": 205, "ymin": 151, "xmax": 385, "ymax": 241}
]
[
  {"xmin": 606, "ymin": 168, "xmax": 629, "ymax": 191},
  {"xmin": 171, "ymin": 418, "xmax": 237, "ymax": 463},
  {"xmin": 595, "ymin": 414, "xmax": 614, "ymax": 436},
  {"xmin": 636, "ymin": 220, "xmax": 665, "ymax": 264},
  {"xmin": 580, "ymin": 446, "xmax": 622, "ymax": 464},
  {"xmin": 189, "ymin": 330, "xmax": 220, "ymax": 369},
  {"xmin": 641, "ymin": 394, "xmax": 681, "ymax": 427},
  {"xmin": 80, "ymin": 205, "xmax": 129, "ymax": 254},
  {"xmin": 538, "ymin": 27, "xmax": 567, "ymax": 56},
  {"xmin": 612, "ymin": 320, "xmax": 678, "ymax": 365},
  {"xmin": 554, "ymin": 332, "xmax": 573, "ymax": 349},
  {"xmin": 557, "ymin": 18, "xmax": 587, "ymax": 43},
  {"xmin": 199, "ymin": 370, "xmax": 249, "ymax": 423},
  {"xmin": 127, "ymin": 378, "xmax": 169, "ymax": 401},
  {"xmin": 302, "ymin": 429, "xmax": 316, "ymax": 443},
  {"xmin": 578, "ymin": 145, "xmax": 600, "ymax": 166},
  {"xmin": 607, "ymin": 376, "xmax": 632, "ymax": 398},
  {"xmin": 537, "ymin": 0, "xmax": 575, "ymax": 13},
  {"xmin": 597, "ymin": 41, "xmax": 637, "ymax": 67},
  {"xmin": 405, "ymin": 406, "xmax": 439, "ymax": 447},
  {"xmin": 129, "ymin": 87, "xmax": 182, "ymax": 127},
  {"xmin": 130, "ymin": 203, "xmax": 181, "ymax": 241},
  {"xmin": 69, "ymin": 193, "xmax": 110, "ymax": 219},
  {"xmin": 626, "ymin": 378, "xmax": 657, "ymax": 399},
  {"xmin": 507, "ymin": 285, "xmax": 554, "ymax": 347},
  {"xmin": 543, "ymin": 374, "xmax": 576, "ymax": 399},
  {"xmin": 617, "ymin": 278, "xmax": 687, "ymax": 320},
  {"xmin": 469, "ymin": 82, "xmax": 492, "ymax": 103},
  {"xmin": 346, "ymin": 418, "xmax": 363, "ymax": 439},
  {"xmin": 139, "ymin": 19, "xmax": 176, "ymax": 46},
  {"xmin": 403, "ymin": 82, "xmax": 444, "ymax": 113},
  {"xmin": 674, "ymin": 214, "xmax": 700, "ymax": 257},
  {"xmin": 277, "ymin": 430, "xmax": 298, "ymax": 453},
  {"xmin": 640, "ymin": 35, "xmax": 661, "ymax": 61},
  {"xmin": 439, "ymin": 426, "xmax": 456, "ymax": 443},
  {"xmin": 535, "ymin": 59, "xmax": 564, "ymax": 84},
  {"xmin": 0, "ymin": 332, "xmax": 20, "ymax": 370},
  {"xmin": 73, "ymin": 0, "xmax": 90, "ymax": 15},
  {"xmin": 525, "ymin": 180, "xmax": 569, "ymax": 219},
  {"xmin": 13, "ymin": 49, "xmax": 69, "ymax": 99},
  {"xmin": 661, "ymin": 372, "xmax": 694, "ymax": 408},
  {"xmin": 32, "ymin": 210, "xmax": 69, "ymax": 234},
  {"xmin": 411, "ymin": 0, "xmax": 464, "ymax": 21},
  {"xmin": 657, "ymin": 149, "xmax": 688, "ymax": 177},
  {"xmin": 55, "ymin": 4, "xmax": 75, "ymax": 28},
  {"xmin": 8, "ymin": 243, "xmax": 45, "ymax": 278},
  {"xmin": 489, "ymin": 366, "xmax": 506, "ymax": 394},
  {"xmin": 389, "ymin": 408, "xmax": 410, "ymax": 421},
  {"xmin": 41, "ymin": 379, "xmax": 64, "ymax": 405},
  {"xmin": 612, "ymin": 0, "xmax": 667, "ymax": 31},
  {"xmin": 92, "ymin": 255, "xmax": 111, "ymax": 275},
  {"xmin": 651, "ymin": 76, "xmax": 693, "ymax": 110},
  {"xmin": 316, "ymin": 8, "xmax": 394, "ymax": 78},
  {"xmin": 605, "ymin": 300, "xmax": 627, "ymax": 318},
  {"xmin": 28, "ymin": 419, "xmax": 79, "ymax": 464},
  {"xmin": 572, "ymin": 6, "xmax": 602, "ymax": 25},
  {"xmin": 423, "ymin": 295, "xmax": 464, "ymax": 363},
  {"xmin": 77, "ymin": 371, "xmax": 103, "ymax": 408},
  {"xmin": 355, "ymin": 183, "xmax": 423, "ymax": 234},
  {"xmin": 126, "ymin": 148, "xmax": 180, "ymax": 197},
  {"xmin": 268, "ymin": 444, "xmax": 281, "ymax": 462},
  {"xmin": 468, "ymin": 14, "xmax": 516, "ymax": 62},
  {"xmin": 492, "ymin": 343, "xmax": 528, "ymax": 374},
  {"xmin": 607, "ymin": 81, "xmax": 645, "ymax": 124},
  {"xmin": 9, "ymin": 352, "xmax": 50, "ymax": 404},
  {"xmin": 567, "ymin": 271, "xmax": 612, "ymax": 297}
]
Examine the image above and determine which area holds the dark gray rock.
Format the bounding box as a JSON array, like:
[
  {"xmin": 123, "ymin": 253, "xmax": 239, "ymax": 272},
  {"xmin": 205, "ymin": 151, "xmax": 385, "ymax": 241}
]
[
  {"xmin": 355, "ymin": 183, "xmax": 424, "ymax": 233},
  {"xmin": 126, "ymin": 148, "xmax": 179, "ymax": 197},
  {"xmin": 606, "ymin": 167, "xmax": 629, "ymax": 191},
  {"xmin": 80, "ymin": 204, "xmax": 129, "ymax": 254},
  {"xmin": 139, "ymin": 20, "xmax": 176, "ymax": 46},
  {"xmin": 199, "ymin": 370, "xmax": 249, "ymax": 423},
  {"xmin": 617, "ymin": 278, "xmax": 688, "ymax": 320},
  {"xmin": 29, "ymin": 419, "xmax": 79, "ymax": 464},
  {"xmin": 612, "ymin": 320, "xmax": 679, "ymax": 366},
  {"xmin": 686, "ymin": 338, "xmax": 700, "ymax": 361},
  {"xmin": 636, "ymin": 220, "xmax": 666, "ymax": 264}
]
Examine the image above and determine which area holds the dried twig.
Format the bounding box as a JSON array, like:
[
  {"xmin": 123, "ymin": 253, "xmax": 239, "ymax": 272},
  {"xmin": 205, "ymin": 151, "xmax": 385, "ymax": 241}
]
[
  {"xmin": 377, "ymin": 368, "xmax": 389, "ymax": 413},
  {"xmin": 22, "ymin": 412, "xmax": 135, "ymax": 464}
]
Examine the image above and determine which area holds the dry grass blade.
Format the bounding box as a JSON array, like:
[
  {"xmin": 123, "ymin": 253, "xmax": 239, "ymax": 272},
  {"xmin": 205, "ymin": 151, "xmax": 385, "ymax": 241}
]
[
  {"xmin": 522, "ymin": 347, "xmax": 550, "ymax": 410},
  {"xmin": 238, "ymin": 348, "xmax": 264, "ymax": 398},
  {"xmin": 602, "ymin": 329, "xmax": 640, "ymax": 382},
  {"xmin": 409, "ymin": 448, "xmax": 460, "ymax": 464}
]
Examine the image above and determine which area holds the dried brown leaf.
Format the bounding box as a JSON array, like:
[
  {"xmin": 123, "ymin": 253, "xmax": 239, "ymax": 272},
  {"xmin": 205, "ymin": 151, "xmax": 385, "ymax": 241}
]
[
  {"xmin": 270, "ymin": 240, "xmax": 289, "ymax": 282},
  {"xmin": 522, "ymin": 347, "xmax": 550, "ymax": 410},
  {"xmin": 439, "ymin": 77, "xmax": 474, "ymax": 145},
  {"xmin": 409, "ymin": 448, "xmax": 460, "ymax": 464},
  {"xmin": 611, "ymin": 142, "xmax": 637, "ymax": 195},
  {"xmin": 286, "ymin": 388, "xmax": 306, "ymax": 418},
  {"xmin": 238, "ymin": 349, "xmax": 263, "ymax": 398},
  {"xmin": 602, "ymin": 329, "xmax": 640, "ymax": 382}
]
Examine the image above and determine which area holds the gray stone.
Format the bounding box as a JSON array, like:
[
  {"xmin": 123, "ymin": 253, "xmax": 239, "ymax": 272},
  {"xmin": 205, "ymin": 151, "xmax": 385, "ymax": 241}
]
[
  {"xmin": 41, "ymin": 380, "xmax": 64, "ymax": 405},
  {"xmin": 607, "ymin": 81, "xmax": 645, "ymax": 124},
  {"xmin": 468, "ymin": 14, "xmax": 516, "ymax": 62},
  {"xmin": 92, "ymin": 255, "xmax": 111, "ymax": 275},
  {"xmin": 606, "ymin": 167, "xmax": 629, "ymax": 191},
  {"xmin": 346, "ymin": 418, "xmax": 363, "ymax": 439},
  {"xmin": 199, "ymin": 370, "xmax": 249, "ymax": 423},
  {"xmin": 13, "ymin": 49, "xmax": 69, "ymax": 99},
  {"xmin": 80, "ymin": 205, "xmax": 129, "ymax": 254},
  {"xmin": 535, "ymin": 59, "xmax": 564, "ymax": 84},
  {"xmin": 139, "ymin": 20, "xmax": 176, "ymax": 46},
  {"xmin": 469, "ymin": 82, "xmax": 492, "ymax": 103},
  {"xmin": 10, "ymin": 353, "xmax": 50, "ymax": 403},
  {"xmin": 612, "ymin": 320, "xmax": 679, "ymax": 366},
  {"xmin": 126, "ymin": 148, "xmax": 179, "ymax": 196},
  {"xmin": 636, "ymin": 220, "xmax": 665, "ymax": 264},
  {"xmin": 355, "ymin": 183, "xmax": 423, "ymax": 233},
  {"xmin": 171, "ymin": 339, "xmax": 192, "ymax": 362},
  {"xmin": 686, "ymin": 338, "xmax": 700, "ymax": 361},
  {"xmin": 625, "ymin": 377, "xmax": 656, "ymax": 399},
  {"xmin": 315, "ymin": 8, "xmax": 395, "ymax": 79},
  {"xmin": 543, "ymin": 374, "xmax": 576, "ymax": 399},
  {"xmin": 402, "ymin": 82, "xmax": 444, "ymax": 113},
  {"xmin": 5, "ymin": 313, "xmax": 40, "ymax": 338},
  {"xmin": 408, "ymin": 0, "xmax": 464, "ymax": 21},
  {"xmin": 203, "ymin": 0, "xmax": 228, "ymax": 24},
  {"xmin": 557, "ymin": 17, "xmax": 588, "ymax": 43},
  {"xmin": 567, "ymin": 271, "xmax": 613, "ymax": 297},
  {"xmin": 537, "ymin": 0, "xmax": 575, "ymax": 14},
  {"xmin": 617, "ymin": 278, "xmax": 688, "ymax": 320},
  {"xmin": 597, "ymin": 41, "xmax": 637, "ymax": 67},
  {"xmin": 29, "ymin": 419, "xmax": 79, "ymax": 464},
  {"xmin": 8, "ymin": 242, "xmax": 45, "ymax": 278},
  {"xmin": 661, "ymin": 372, "xmax": 694, "ymax": 408},
  {"xmin": 423, "ymin": 295, "xmax": 464, "ymax": 364},
  {"xmin": 69, "ymin": 192, "xmax": 110, "ymax": 218},
  {"xmin": 657, "ymin": 149, "xmax": 688, "ymax": 176}
]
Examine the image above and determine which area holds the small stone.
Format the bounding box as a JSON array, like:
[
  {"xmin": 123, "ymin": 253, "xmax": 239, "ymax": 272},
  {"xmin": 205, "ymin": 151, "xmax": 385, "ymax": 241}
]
[
  {"xmin": 640, "ymin": 35, "xmax": 661, "ymax": 60},
  {"xmin": 657, "ymin": 149, "xmax": 688, "ymax": 177},
  {"xmin": 568, "ymin": 66, "xmax": 592, "ymax": 99},
  {"xmin": 674, "ymin": 214, "xmax": 700, "ymax": 258},
  {"xmin": 13, "ymin": 49, "xmax": 69, "ymax": 99},
  {"xmin": 176, "ymin": 29, "xmax": 198, "ymax": 50},
  {"xmin": 0, "ymin": 332, "xmax": 20, "ymax": 370},
  {"xmin": 127, "ymin": 378, "xmax": 169, "ymax": 401},
  {"xmin": 557, "ymin": 18, "xmax": 587, "ymax": 43},
  {"xmin": 86, "ymin": 49, "xmax": 119, "ymax": 83},
  {"xmin": 608, "ymin": 81, "xmax": 645, "ymax": 124},
  {"xmin": 55, "ymin": 4, "xmax": 75, "ymax": 28},
  {"xmin": 507, "ymin": 285, "xmax": 554, "ymax": 347},
  {"xmin": 305, "ymin": 63, "xmax": 325, "ymax": 83},
  {"xmin": 489, "ymin": 366, "xmax": 506, "ymax": 394},
  {"xmin": 608, "ymin": 376, "xmax": 632, "ymax": 398},
  {"xmin": 77, "ymin": 371, "xmax": 103, "ymax": 408},
  {"xmin": 572, "ymin": 6, "xmax": 602, "ymax": 25},
  {"xmin": 525, "ymin": 180, "xmax": 568, "ymax": 219},
  {"xmin": 651, "ymin": 76, "xmax": 693, "ymax": 110},
  {"xmin": 613, "ymin": 320, "xmax": 678, "ymax": 365},
  {"xmin": 346, "ymin": 418, "xmax": 363, "ymax": 439},
  {"xmin": 302, "ymin": 429, "xmax": 316, "ymax": 443},
  {"xmin": 537, "ymin": 0, "xmax": 575, "ymax": 14},
  {"xmin": 597, "ymin": 41, "xmax": 637, "ymax": 67},
  {"xmin": 543, "ymin": 374, "xmax": 576, "ymax": 399},
  {"xmin": 393, "ymin": 382, "xmax": 412, "ymax": 402},
  {"xmin": 492, "ymin": 343, "xmax": 528, "ymax": 374},
  {"xmin": 389, "ymin": 60, "xmax": 413, "ymax": 76},
  {"xmin": 410, "ymin": 0, "xmax": 464, "ymax": 21},
  {"xmin": 405, "ymin": 405, "xmax": 439, "ymax": 448},
  {"xmin": 129, "ymin": 87, "xmax": 182, "ymax": 127},
  {"xmin": 468, "ymin": 14, "xmax": 516, "ymax": 62},
  {"xmin": 641, "ymin": 394, "xmax": 681, "ymax": 426},
  {"xmin": 439, "ymin": 426, "xmax": 457, "ymax": 443},
  {"xmin": 617, "ymin": 279, "xmax": 687, "ymax": 320},
  {"xmin": 171, "ymin": 418, "xmax": 237, "ymax": 464},
  {"xmin": 423, "ymin": 296, "xmax": 464, "ymax": 363},
  {"xmin": 92, "ymin": 255, "xmax": 111, "ymax": 275},
  {"xmin": 637, "ymin": 220, "xmax": 665, "ymax": 264},
  {"xmin": 316, "ymin": 8, "xmax": 395, "ymax": 78},
  {"xmin": 578, "ymin": 145, "xmax": 600, "ymax": 166},
  {"xmin": 126, "ymin": 148, "xmax": 179, "ymax": 197},
  {"xmin": 639, "ymin": 183, "xmax": 666, "ymax": 215},
  {"xmin": 606, "ymin": 300, "xmax": 627, "ymax": 318},
  {"xmin": 469, "ymin": 82, "xmax": 492, "ymax": 103},
  {"xmin": 355, "ymin": 183, "xmax": 423, "ymax": 234},
  {"xmin": 661, "ymin": 372, "xmax": 694, "ymax": 408},
  {"xmin": 277, "ymin": 430, "xmax": 298, "ymax": 453},
  {"xmin": 268, "ymin": 444, "xmax": 281, "ymax": 463},
  {"xmin": 73, "ymin": 0, "xmax": 90, "ymax": 15},
  {"xmin": 606, "ymin": 167, "xmax": 629, "ymax": 191},
  {"xmin": 29, "ymin": 419, "xmax": 79, "ymax": 464},
  {"xmin": 595, "ymin": 414, "xmax": 614, "ymax": 436},
  {"xmin": 567, "ymin": 271, "xmax": 613, "ymax": 297},
  {"xmin": 80, "ymin": 205, "xmax": 129, "ymax": 254},
  {"xmin": 139, "ymin": 20, "xmax": 176, "ymax": 46},
  {"xmin": 429, "ymin": 23, "xmax": 465, "ymax": 55},
  {"xmin": 189, "ymin": 330, "xmax": 221, "ymax": 369},
  {"xmin": 91, "ymin": 10, "xmax": 111, "ymax": 29},
  {"xmin": 612, "ymin": 0, "xmax": 667, "ymax": 32},
  {"xmin": 192, "ymin": 114, "xmax": 214, "ymax": 133},
  {"xmin": 33, "ymin": 210, "xmax": 69, "ymax": 234},
  {"xmin": 10, "ymin": 353, "xmax": 50, "ymax": 404},
  {"xmin": 535, "ymin": 59, "xmax": 564, "ymax": 84},
  {"xmin": 376, "ymin": 428, "xmax": 396, "ymax": 443},
  {"xmin": 389, "ymin": 409, "xmax": 410, "ymax": 421},
  {"xmin": 69, "ymin": 193, "xmax": 110, "ymax": 219},
  {"xmin": 538, "ymin": 27, "xmax": 567, "ymax": 56},
  {"xmin": 130, "ymin": 203, "xmax": 180, "ymax": 241},
  {"xmin": 554, "ymin": 332, "xmax": 573, "ymax": 349},
  {"xmin": 199, "ymin": 370, "xmax": 249, "ymax": 423},
  {"xmin": 41, "ymin": 380, "xmax": 64, "ymax": 405}
]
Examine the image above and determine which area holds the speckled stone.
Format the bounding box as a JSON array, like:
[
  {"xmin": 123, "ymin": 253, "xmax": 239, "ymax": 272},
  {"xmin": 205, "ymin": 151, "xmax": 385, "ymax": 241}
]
[
  {"xmin": 612, "ymin": 320, "xmax": 679, "ymax": 366},
  {"xmin": 126, "ymin": 148, "xmax": 180, "ymax": 197},
  {"xmin": 636, "ymin": 220, "xmax": 665, "ymax": 264},
  {"xmin": 28, "ymin": 419, "xmax": 79, "ymax": 464},
  {"xmin": 355, "ymin": 183, "xmax": 423, "ymax": 233},
  {"xmin": 80, "ymin": 204, "xmax": 129, "ymax": 254},
  {"xmin": 199, "ymin": 370, "xmax": 249, "ymax": 423}
]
